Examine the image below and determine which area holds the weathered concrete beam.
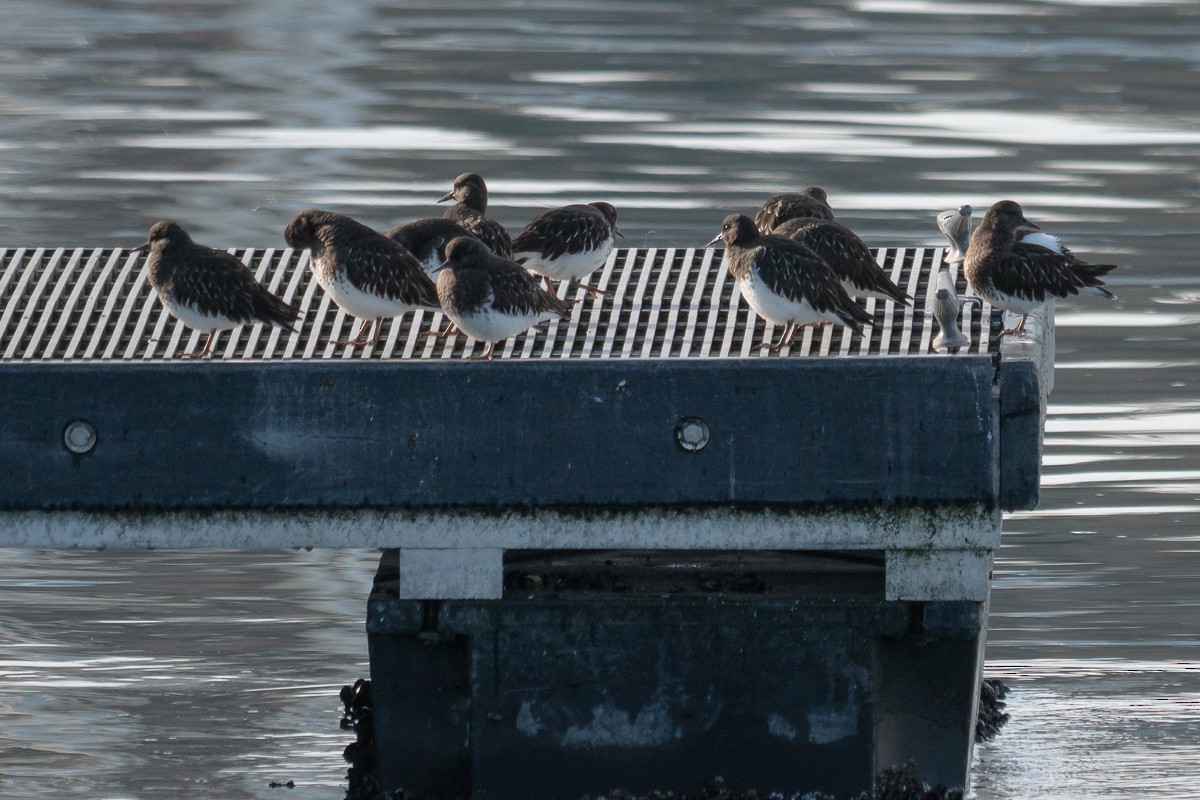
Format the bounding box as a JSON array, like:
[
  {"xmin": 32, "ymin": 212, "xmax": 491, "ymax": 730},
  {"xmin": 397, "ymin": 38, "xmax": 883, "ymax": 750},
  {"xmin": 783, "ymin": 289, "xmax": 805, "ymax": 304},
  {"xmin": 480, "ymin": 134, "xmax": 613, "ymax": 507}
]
[
  {"xmin": 0, "ymin": 505, "xmax": 999, "ymax": 600},
  {"xmin": 0, "ymin": 505, "xmax": 999, "ymax": 549}
]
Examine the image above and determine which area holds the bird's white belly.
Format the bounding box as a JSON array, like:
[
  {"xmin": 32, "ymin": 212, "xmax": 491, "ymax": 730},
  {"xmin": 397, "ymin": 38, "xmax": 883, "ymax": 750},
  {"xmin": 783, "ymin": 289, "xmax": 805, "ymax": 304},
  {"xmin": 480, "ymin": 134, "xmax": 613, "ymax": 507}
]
[
  {"xmin": 841, "ymin": 279, "xmax": 897, "ymax": 303},
  {"xmin": 317, "ymin": 272, "xmax": 418, "ymax": 319},
  {"xmin": 159, "ymin": 293, "xmax": 236, "ymax": 333},
  {"xmin": 517, "ymin": 235, "xmax": 613, "ymax": 281},
  {"xmin": 449, "ymin": 306, "xmax": 539, "ymax": 344},
  {"xmin": 982, "ymin": 288, "xmax": 1050, "ymax": 317},
  {"xmin": 739, "ymin": 271, "xmax": 834, "ymax": 327}
]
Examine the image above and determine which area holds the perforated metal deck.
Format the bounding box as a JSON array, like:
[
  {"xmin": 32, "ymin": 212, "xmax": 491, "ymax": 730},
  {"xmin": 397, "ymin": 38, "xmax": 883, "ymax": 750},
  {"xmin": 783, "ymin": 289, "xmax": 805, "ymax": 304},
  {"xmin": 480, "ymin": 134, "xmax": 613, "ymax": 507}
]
[{"xmin": 0, "ymin": 245, "xmax": 999, "ymax": 361}]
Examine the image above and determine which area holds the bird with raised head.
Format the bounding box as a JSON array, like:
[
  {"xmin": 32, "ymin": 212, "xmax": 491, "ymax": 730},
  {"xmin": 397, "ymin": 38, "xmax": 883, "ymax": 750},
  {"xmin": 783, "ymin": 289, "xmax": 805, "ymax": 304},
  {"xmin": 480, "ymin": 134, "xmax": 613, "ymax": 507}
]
[
  {"xmin": 137, "ymin": 220, "xmax": 298, "ymax": 358},
  {"xmin": 965, "ymin": 200, "xmax": 1117, "ymax": 337},
  {"xmin": 709, "ymin": 214, "xmax": 873, "ymax": 352},
  {"xmin": 510, "ymin": 201, "xmax": 622, "ymax": 297},
  {"xmin": 437, "ymin": 172, "xmax": 513, "ymax": 258}
]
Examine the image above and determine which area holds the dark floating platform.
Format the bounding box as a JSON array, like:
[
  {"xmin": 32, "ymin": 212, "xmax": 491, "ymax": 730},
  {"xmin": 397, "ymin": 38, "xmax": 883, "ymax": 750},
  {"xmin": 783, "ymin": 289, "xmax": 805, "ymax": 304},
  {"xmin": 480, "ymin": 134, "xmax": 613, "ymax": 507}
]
[{"xmin": 1, "ymin": 245, "xmax": 1049, "ymax": 799}]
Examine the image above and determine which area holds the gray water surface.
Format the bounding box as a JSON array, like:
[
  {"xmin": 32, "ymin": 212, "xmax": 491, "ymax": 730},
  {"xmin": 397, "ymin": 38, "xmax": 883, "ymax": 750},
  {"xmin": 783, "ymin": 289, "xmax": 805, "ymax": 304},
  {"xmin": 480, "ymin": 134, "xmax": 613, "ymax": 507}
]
[{"xmin": 1, "ymin": 1, "xmax": 1198, "ymax": 798}]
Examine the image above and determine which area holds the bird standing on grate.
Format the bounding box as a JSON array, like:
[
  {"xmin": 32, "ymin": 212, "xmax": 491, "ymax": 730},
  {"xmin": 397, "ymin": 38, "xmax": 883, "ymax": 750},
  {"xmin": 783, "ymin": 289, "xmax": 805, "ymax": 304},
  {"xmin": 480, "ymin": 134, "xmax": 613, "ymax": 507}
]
[
  {"xmin": 771, "ymin": 217, "xmax": 910, "ymax": 305},
  {"xmin": 136, "ymin": 220, "xmax": 298, "ymax": 359},
  {"xmin": 753, "ymin": 187, "xmax": 835, "ymax": 234},
  {"xmin": 510, "ymin": 201, "xmax": 622, "ymax": 297},
  {"xmin": 284, "ymin": 209, "xmax": 440, "ymax": 348},
  {"xmin": 709, "ymin": 214, "xmax": 873, "ymax": 353},
  {"xmin": 433, "ymin": 236, "xmax": 572, "ymax": 360},
  {"xmin": 965, "ymin": 200, "xmax": 1117, "ymax": 337},
  {"xmin": 437, "ymin": 173, "xmax": 513, "ymax": 258},
  {"xmin": 386, "ymin": 217, "xmax": 478, "ymax": 275}
]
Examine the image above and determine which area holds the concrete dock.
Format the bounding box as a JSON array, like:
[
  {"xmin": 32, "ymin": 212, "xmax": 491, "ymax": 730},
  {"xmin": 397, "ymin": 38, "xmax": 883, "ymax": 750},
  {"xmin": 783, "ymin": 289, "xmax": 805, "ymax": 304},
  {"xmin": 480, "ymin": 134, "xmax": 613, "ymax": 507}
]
[{"xmin": 0, "ymin": 243, "xmax": 1051, "ymax": 797}]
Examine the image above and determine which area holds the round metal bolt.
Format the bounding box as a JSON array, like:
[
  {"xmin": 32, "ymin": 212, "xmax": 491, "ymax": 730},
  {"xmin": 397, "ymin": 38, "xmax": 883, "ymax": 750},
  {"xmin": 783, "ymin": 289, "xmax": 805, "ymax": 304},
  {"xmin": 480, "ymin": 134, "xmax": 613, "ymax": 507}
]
[
  {"xmin": 63, "ymin": 419, "xmax": 98, "ymax": 455},
  {"xmin": 675, "ymin": 417, "xmax": 710, "ymax": 453}
]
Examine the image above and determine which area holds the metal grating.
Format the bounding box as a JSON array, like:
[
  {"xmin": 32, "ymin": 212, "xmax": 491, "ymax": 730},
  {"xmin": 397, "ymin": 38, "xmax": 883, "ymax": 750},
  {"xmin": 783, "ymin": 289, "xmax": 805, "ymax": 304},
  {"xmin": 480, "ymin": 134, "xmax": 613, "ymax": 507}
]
[{"xmin": 0, "ymin": 246, "xmax": 1001, "ymax": 362}]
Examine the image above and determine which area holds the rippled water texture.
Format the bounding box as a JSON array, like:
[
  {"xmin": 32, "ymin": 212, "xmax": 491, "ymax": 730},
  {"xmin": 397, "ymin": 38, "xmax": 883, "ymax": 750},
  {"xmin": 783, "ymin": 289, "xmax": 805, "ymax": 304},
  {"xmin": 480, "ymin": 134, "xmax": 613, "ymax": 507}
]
[{"xmin": 1, "ymin": 1, "xmax": 1199, "ymax": 798}]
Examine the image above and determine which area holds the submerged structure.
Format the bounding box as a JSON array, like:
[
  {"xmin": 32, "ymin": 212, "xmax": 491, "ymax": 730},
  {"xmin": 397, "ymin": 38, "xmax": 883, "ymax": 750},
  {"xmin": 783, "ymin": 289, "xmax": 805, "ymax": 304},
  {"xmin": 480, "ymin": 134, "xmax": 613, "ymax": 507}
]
[{"xmin": 0, "ymin": 241, "xmax": 1050, "ymax": 797}]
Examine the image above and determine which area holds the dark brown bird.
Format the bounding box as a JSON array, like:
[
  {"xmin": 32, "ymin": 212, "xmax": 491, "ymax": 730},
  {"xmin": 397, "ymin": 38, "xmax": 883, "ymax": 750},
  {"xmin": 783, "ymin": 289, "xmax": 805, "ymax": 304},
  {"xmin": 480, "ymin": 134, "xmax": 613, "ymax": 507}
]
[
  {"xmin": 965, "ymin": 200, "xmax": 1117, "ymax": 336},
  {"xmin": 136, "ymin": 220, "xmax": 297, "ymax": 358},
  {"xmin": 510, "ymin": 201, "xmax": 622, "ymax": 296},
  {"xmin": 434, "ymin": 236, "xmax": 572, "ymax": 360},
  {"xmin": 386, "ymin": 217, "xmax": 477, "ymax": 275},
  {"xmin": 284, "ymin": 209, "xmax": 439, "ymax": 348},
  {"xmin": 437, "ymin": 173, "xmax": 513, "ymax": 258},
  {"xmin": 708, "ymin": 214, "xmax": 873, "ymax": 352},
  {"xmin": 753, "ymin": 187, "xmax": 835, "ymax": 234},
  {"xmin": 772, "ymin": 217, "xmax": 910, "ymax": 305}
]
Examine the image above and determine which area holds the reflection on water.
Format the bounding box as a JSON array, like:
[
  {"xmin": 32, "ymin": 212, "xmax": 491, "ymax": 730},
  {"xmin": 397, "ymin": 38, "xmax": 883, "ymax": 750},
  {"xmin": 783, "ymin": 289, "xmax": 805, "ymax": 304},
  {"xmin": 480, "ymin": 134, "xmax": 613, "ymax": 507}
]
[
  {"xmin": 0, "ymin": 550, "xmax": 375, "ymax": 799},
  {"xmin": 0, "ymin": 0, "xmax": 1198, "ymax": 797}
]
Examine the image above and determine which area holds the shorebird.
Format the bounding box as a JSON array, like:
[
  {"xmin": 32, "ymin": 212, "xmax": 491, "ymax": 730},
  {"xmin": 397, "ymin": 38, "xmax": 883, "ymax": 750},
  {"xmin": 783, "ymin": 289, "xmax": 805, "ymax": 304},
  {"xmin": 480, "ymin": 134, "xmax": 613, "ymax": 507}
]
[
  {"xmin": 965, "ymin": 200, "xmax": 1118, "ymax": 337},
  {"xmin": 136, "ymin": 220, "xmax": 298, "ymax": 358},
  {"xmin": 772, "ymin": 217, "xmax": 910, "ymax": 305},
  {"xmin": 709, "ymin": 214, "xmax": 873, "ymax": 352},
  {"xmin": 437, "ymin": 172, "xmax": 513, "ymax": 258},
  {"xmin": 510, "ymin": 201, "xmax": 622, "ymax": 296},
  {"xmin": 433, "ymin": 236, "xmax": 572, "ymax": 360},
  {"xmin": 753, "ymin": 187, "xmax": 835, "ymax": 234},
  {"xmin": 284, "ymin": 209, "xmax": 440, "ymax": 348},
  {"xmin": 386, "ymin": 217, "xmax": 477, "ymax": 275},
  {"xmin": 937, "ymin": 204, "xmax": 973, "ymax": 265}
]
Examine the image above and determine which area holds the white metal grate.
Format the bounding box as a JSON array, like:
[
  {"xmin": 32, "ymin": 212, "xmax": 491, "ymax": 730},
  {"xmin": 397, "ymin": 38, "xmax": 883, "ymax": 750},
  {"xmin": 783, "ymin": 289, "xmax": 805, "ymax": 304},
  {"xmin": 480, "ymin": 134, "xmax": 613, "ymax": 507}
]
[{"xmin": 0, "ymin": 246, "xmax": 1000, "ymax": 361}]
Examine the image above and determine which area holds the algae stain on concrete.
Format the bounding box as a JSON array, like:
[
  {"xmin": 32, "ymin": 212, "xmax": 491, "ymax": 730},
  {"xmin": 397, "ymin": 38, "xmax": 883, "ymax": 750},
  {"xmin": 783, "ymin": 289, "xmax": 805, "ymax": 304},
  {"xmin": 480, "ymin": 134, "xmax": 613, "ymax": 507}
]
[{"xmin": 560, "ymin": 696, "xmax": 682, "ymax": 748}]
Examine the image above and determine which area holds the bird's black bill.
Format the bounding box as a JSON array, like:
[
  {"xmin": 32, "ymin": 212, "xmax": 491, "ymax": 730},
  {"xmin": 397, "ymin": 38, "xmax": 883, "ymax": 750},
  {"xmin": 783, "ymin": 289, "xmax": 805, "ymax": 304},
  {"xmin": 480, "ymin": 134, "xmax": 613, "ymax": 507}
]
[
  {"xmin": 130, "ymin": 242, "xmax": 150, "ymax": 253},
  {"xmin": 437, "ymin": 191, "xmax": 455, "ymax": 203},
  {"xmin": 706, "ymin": 233, "xmax": 723, "ymax": 247}
]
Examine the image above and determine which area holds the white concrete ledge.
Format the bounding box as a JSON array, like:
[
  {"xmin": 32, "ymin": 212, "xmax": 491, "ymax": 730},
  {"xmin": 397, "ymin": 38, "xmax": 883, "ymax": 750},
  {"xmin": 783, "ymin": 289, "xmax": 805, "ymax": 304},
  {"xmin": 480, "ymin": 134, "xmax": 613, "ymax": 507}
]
[
  {"xmin": 0, "ymin": 505, "xmax": 1000, "ymax": 552},
  {"xmin": 1, "ymin": 505, "xmax": 1001, "ymax": 601}
]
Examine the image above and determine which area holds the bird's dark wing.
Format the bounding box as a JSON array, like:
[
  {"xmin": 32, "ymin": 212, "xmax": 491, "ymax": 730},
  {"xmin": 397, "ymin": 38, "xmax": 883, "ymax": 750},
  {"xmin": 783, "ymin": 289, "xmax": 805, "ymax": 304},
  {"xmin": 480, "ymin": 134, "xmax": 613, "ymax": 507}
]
[
  {"xmin": 488, "ymin": 261, "xmax": 572, "ymax": 318},
  {"xmin": 342, "ymin": 238, "xmax": 440, "ymax": 308},
  {"xmin": 994, "ymin": 243, "xmax": 1118, "ymax": 303},
  {"xmin": 754, "ymin": 194, "xmax": 834, "ymax": 233},
  {"xmin": 748, "ymin": 238, "xmax": 873, "ymax": 331},
  {"xmin": 167, "ymin": 248, "xmax": 288, "ymax": 325},
  {"xmin": 511, "ymin": 208, "xmax": 610, "ymax": 260},
  {"xmin": 444, "ymin": 206, "xmax": 512, "ymax": 258},
  {"xmin": 388, "ymin": 218, "xmax": 474, "ymax": 265},
  {"xmin": 462, "ymin": 216, "xmax": 513, "ymax": 259},
  {"xmin": 785, "ymin": 221, "xmax": 910, "ymax": 305}
]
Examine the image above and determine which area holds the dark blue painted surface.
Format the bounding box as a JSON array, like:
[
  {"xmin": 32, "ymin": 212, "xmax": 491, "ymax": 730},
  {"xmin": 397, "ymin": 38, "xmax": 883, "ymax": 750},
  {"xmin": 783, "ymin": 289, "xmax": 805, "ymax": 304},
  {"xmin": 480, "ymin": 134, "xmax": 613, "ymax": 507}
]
[{"xmin": 0, "ymin": 358, "xmax": 1000, "ymax": 510}]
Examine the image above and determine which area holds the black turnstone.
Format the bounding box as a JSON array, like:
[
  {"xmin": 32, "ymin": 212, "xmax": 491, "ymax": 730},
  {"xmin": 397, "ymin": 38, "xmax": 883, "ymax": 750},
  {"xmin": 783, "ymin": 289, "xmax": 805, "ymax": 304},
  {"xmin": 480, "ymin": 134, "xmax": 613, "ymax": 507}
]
[
  {"xmin": 771, "ymin": 217, "xmax": 910, "ymax": 305},
  {"xmin": 708, "ymin": 214, "xmax": 873, "ymax": 352},
  {"xmin": 937, "ymin": 205, "xmax": 973, "ymax": 265},
  {"xmin": 510, "ymin": 201, "xmax": 622, "ymax": 295},
  {"xmin": 434, "ymin": 236, "xmax": 572, "ymax": 360},
  {"xmin": 284, "ymin": 209, "xmax": 440, "ymax": 348},
  {"xmin": 437, "ymin": 172, "xmax": 513, "ymax": 258},
  {"xmin": 386, "ymin": 217, "xmax": 477, "ymax": 275},
  {"xmin": 965, "ymin": 200, "xmax": 1118, "ymax": 336},
  {"xmin": 136, "ymin": 220, "xmax": 298, "ymax": 358},
  {"xmin": 753, "ymin": 187, "xmax": 835, "ymax": 234}
]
